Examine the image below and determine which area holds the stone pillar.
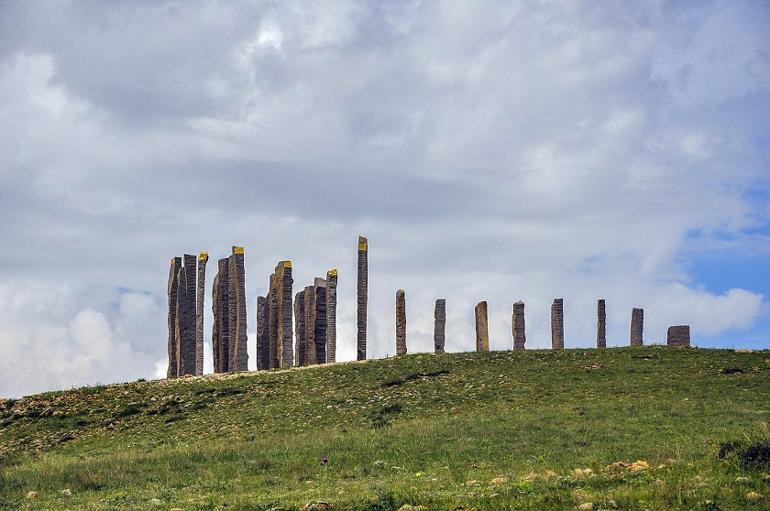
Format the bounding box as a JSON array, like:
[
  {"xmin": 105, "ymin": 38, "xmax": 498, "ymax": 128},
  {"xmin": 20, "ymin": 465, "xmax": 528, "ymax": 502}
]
[
  {"xmin": 551, "ymin": 298, "xmax": 564, "ymax": 349},
  {"xmin": 294, "ymin": 291, "xmax": 306, "ymax": 366},
  {"xmin": 326, "ymin": 269, "xmax": 338, "ymax": 364},
  {"xmin": 475, "ymin": 301, "xmax": 489, "ymax": 352},
  {"xmin": 229, "ymin": 247, "xmax": 248, "ymax": 372},
  {"xmin": 267, "ymin": 283, "xmax": 278, "ymax": 369},
  {"xmin": 167, "ymin": 257, "xmax": 182, "ymax": 379},
  {"xmin": 176, "ymin": 254, "xmax": 197, "ymax": 376},
  {"xmin": 512, "ymin": 301, "xmax": 526, "ymax": 350},
  {"xmin": 667, "ymin": 325, "xmax": 690, "ymax": 347},
  {"xmin": 195, "ymin": 252, "xmax": 208, "ymax": 376},
  {"xmin": 256, "ymin": 295, "xmax": 269, "ymax": 370},
  {"xmin": 315, "ymin": 278, "xmax": 328, "ymax": 364},
  {"xmin": 304, "ymin": 285, "xmax": 317, "ymax": 365},
  {"xmin": 275, "ymin": 261, "xmax": 294, "ymax": 368},
  {"xmin": 357, "ymin": 236, "xmax": 368, "ymax": 360},
  {"xmin": 434, "ymin": 299, "xmax": 446, "ymax": 354},
  {"xmin": 597, "ymin": 299, "xmax": 606, "ymax": 349},
  {"xmin": 630, "ymin": 308, "xmax": 644, "ymax": 346},
  {"xmin": 212, "ymin": 258, "xmax": 230, "ymax": 373},
  {"xmin": 395, "ymin": 289, "xmax": 407, "ymax": 356}
]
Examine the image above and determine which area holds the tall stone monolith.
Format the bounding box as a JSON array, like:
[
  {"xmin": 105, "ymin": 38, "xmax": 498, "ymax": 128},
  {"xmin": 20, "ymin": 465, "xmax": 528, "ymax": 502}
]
[
  {"xmin": 357, "ymin": 236, "xmax": 368, "ymax": 360},
  {"xmin": 267, "ymin": 283, "xmax": 278, "ymax": 369},
  {"xmin": 551, "ymin": 298, "xmax": 564, "ymax": 349},
  {"xmin": 304, "ymin": 284, "xmax": 317, "ymax": 365},
  {"xmin": 229, "ymin": 247, "xmax": 248, "ymax": 371},
  {"xmin": 313, "ymin": 278, "xmax": 327, "ymax": 364},
  {"xmin": 273, "ymin": 261, "xmax": 294, "ymax": 368},
  {"xmin": 256, "ymin": 295, "xmax": 268, "ymax": 370},
  {"xmin": 630, "ymin": 308, "xmax": 644, "ymax": 346},
  {"xmin": 475, "ymin": 301, "xmax": 489, "ymax": 352},
  {"xmin": 434, "ymin": 299, "xmax": 446, "ymax": 354},
  {"xmin": 212, "ymin": 258, "xmax": 230, "ymax": 373},
  {"xmin": 176, "ymin": 254, "xmax": 197, "ymax": 376},
  {"xmin": 597, "ymin": 299, "xmax": 606, "ymax": 349},
  {"xmin": 195, "ymin": 252, "xmax": 208, "ymax": 376},
  {"xmin": 667, "ymin": 325, "xmax": 690, "ymax": 347},
  {"xmin": 512, "ymin": 301, "xmax": 526, "ymax": 350},
  {"xmin": 294, "ymin": 290, "xmax": 306, "ymax": 366},
  {"xmin": 395, "ymin": 289, "xmax": 407, "ymax": 356},
  {"xmin": 326, "ymin": 269, "xmax": 338, "ymax": 363},
  {"xmin": 167, "ymin": 257, "xmax": 182, "ymax": 379}
]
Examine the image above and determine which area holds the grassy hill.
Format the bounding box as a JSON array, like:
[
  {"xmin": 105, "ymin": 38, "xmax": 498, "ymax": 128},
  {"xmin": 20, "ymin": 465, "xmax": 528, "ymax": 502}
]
[{"xmin": 1, "ymin": 347, "xmax": 769, "ymax": 510}]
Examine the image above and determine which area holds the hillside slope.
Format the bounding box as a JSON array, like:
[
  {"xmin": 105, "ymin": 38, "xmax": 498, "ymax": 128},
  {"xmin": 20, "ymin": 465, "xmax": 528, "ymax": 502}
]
[{"xmin": 1, "ymin": 347, "xmax": 769, "ymax": 510}]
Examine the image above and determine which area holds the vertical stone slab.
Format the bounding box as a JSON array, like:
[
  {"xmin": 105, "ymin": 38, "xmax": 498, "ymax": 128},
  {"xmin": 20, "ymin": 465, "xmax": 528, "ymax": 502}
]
[
  {"xmin": 212, "ymin": 258, "xmax": 230, "ymax": 373},
  {"xmin": 512, "ymin": 301, "xmax": 526, "ymax": 350},
  {"xmin": 267, "ymin": 283, "xmax": 278, "ymax": 369},
  {"xmin": 475, "ymin": 301, "xmax": 489, "ymax": 352},
  {"xmin": 597, "ymin": 299, "xmax": 606, "ymax": 349},
  {"xmin": 304, "ymin": 285, "xmax": 317, "ymax": 365},
  {"xmin": 269, "ymin": 261, "xmax": 294, "ymax": 368},
  {"xmin": 326, "ymin": 269, "xmax": 338, "ymax": 364},
  {"xmin": 195, "ymin": 252, "xmax": 208, "ymax": 376},
  {"xmin": 294, "ymin": 291, "xmax": 306, "ymax": 366},
  {"xmin": 313, "ymin": 278, "xmax": 327, "ymax": 364},
  {"xmin": 434, "ymin": 299, "xmax": 446, "ymax": 354},
  {"xmin": 395, "ymin": 289, "xmax": 407, "ymax": 356},
  {"xmin": 167, "ymin": 257, "xmax": 182, "ymax": 379},
  {"xmin": 229, "ymin": 247, "xmax": 248, "ymax": 372},
  {"xmin": 256, "ymin": 295, "xmax": 269, "ymax": 370},
  {"xmin": 630, "ymin": 308, "xmax": 644, "ymax": 346},
  {"xmin": 357, "ymin": 236, "xmax": 368, "ymax": 360},
  {"xmin": 551, "ymin": 298, "xmax": 564, "ymax": 349},
  {"xmin": 176, "ymin": 255, "xmax": 197, "ymax": 376},
  {"xmin": 667, "ymin": 325, "xmax": 690, "ymax": 347}
]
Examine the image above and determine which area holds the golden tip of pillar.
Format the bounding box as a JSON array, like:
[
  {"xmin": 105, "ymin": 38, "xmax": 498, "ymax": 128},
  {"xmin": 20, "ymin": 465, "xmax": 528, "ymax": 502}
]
[
  {"xmin": 358, "ymin": 240, "xmax": 368, "ymax": 250},
  {"xmin": 198, "ymin": 251, "xmax": 209, "ymax": 262},
  {"xmin": 327, "ymin": 268, "xmax": 338, "ymax": 277},
  {"xmin": 283, "ymin": 260, "xmax": 292, "ymax": 268},
  {"xmin": 232, "ymin": 246, "xmax": 245, "ymax": 255}
]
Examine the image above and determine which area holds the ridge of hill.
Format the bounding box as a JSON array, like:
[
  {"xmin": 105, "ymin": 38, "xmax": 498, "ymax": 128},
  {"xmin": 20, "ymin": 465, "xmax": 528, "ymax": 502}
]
[{"xmin": 1, "ymin": 347, "xmax": 769, "ymax": 510}]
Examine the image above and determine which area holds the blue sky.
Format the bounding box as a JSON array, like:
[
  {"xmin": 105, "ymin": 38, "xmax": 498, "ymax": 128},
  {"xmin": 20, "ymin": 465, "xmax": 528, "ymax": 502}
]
[{"xmin": 0, "ymin": 0, "xmax": 768, "ymax": 397}]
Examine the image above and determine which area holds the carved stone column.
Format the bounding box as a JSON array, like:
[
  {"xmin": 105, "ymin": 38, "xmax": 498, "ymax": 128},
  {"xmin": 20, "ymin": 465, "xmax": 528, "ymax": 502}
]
[
  {"xmin": 475, "ymin": 301, "xmax": 489, "ymax": 352},
  {"xmin": 212, "ymin": 258, "xmax": 230, "ymax": 373},
  {"xmin": 229, "ymin": 247, "xmax": 248, "ymax": 372},
  {"xmin": 167, "ymin": 257, "xmax": 182, "ymax": 379},
  {"xmin": 176, "ymin": 254, "xmax": 197, "ymax": 376},
  {"xmin": 395, "ymin": 289, "xmax": 407, "ymax": 356},
  {"xmin": 294, "ymin": 291, "xmax": 306, "ymax": 367},
  {"xmin": 597, "ymin": 299, "xmax": 606, "ymax": 349},
  {"xmin": 326, "ymin": 269, "xmax": 338, "ymax": 363},
  {"xmin": 304, "ymin": 284, "xmax": 317, "ymax": 365},
  {"xmin": 357, "ymin": 236, "xmax": 368, "ymax": 360},
  {"xmin": 256, "ymin": 295, "xmax": 268, "ymax": 370},
  {"xmin": 267, "ymin": 283, "xmax": 278, "ymax": 369},
  {"xmin": 551, "ymin": 298, "xmax": 564, "ymax": 349},
  {"xmin": 512, "ymin": 301, "xmax": 525, "ymax": 350},
  {"xmin": 195, "ymin": 252, "xmax": 208, "ymax": 376},
  {"xmin": 434, "ymin": 299, "xmax": 446, "ymax": 354},
  {"xmin": 275, "ymin": 261, "xmax": 294, "ymax": 368},
  {"xmin": 630, "ymin": 308, "xmax": 644, "ymax": 346}
]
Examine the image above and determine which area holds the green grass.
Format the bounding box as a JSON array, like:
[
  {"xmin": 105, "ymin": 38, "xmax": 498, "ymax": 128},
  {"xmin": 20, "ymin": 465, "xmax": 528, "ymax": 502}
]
[{"xmin": 1, "ymin": 346, "xmax": 769, "ymax": 510}]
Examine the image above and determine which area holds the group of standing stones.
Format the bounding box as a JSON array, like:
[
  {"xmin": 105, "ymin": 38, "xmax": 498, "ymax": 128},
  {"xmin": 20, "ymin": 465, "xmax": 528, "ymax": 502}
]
[{"xmin": 168, "ymin": 236, "xmax": 694, "ymax": 379}]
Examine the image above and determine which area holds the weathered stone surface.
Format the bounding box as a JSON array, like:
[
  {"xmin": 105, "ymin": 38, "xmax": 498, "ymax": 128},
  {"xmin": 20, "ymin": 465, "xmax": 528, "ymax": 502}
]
[
  {"xmin": 195, "ymin": 252, "xmax": 208, "ymax": 376},
  {"xmin": 512, "ymin": 301, "xmax": 525, "ymax": 350},
  {"xmin": 229, "ymin": 247, "xmax": 248, "ymax": 371},
  {"xmin": 176, "ymin": 254, "xmax": 197, "ymax": 376},
  {"xmin": 167, "ymin": 257, "xmax": 182, "ymax": 379},
  {"xmin": 304, "ymin": 285, "xmax": 317, "ymax": 365},
  {"xmin": 294, "ymin": 291, "xmax": 306, "ymax": 367},
  {"xmin": 434, "ymin": 299, "xmax": 446, "ymax": 354},
  {"xmin": 667, "ymin": 325, "xmax": 690, "ymax": 347},
  {"xmin": 551, "ymin": 298, "xmax": 564, "ymax": 349},
  {"xmin": 630, "ymin": 308, "xmax": 644, "ymax": 346},
  {"xmin": 475, "ymin": 301, "xmax": 489, "ymax": 352},
  {"xmin": 212, "ymin": 258, "xmax": 230, "ymax": 373},
  {"xmin": 256, "ymin": 295, "xmax": 268, "ymax": 370},
  {"xmin": 395, "ymin": 289, "xmax": 407, "ymax": 356},
  {"xmin": 326, "ymin": 269, "xmax": 338, "ymax": 364},
  {"xmin": 357, "ymin": 236, "xmax": 368, "ymax": 360},
  {"xmin": 313, "ymin": 278, "xmax": 327, "ymax": 364},
  {"xmin": 267, "ymin": 284, "xmax": 278, "ymax": 369},
  {"xmin": 275, "ymin": 261, "xmax": 294, "ymax": 368},
  {"xmin": 597, "ymin": 299, "xmax": 606, "ymax": 349}
]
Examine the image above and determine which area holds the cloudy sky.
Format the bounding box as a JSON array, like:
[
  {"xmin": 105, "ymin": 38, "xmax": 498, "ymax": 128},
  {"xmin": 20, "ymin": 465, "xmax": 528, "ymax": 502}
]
[{"xmin": 1, "ymin": 0, "xmax": 768, "ymax": 398}]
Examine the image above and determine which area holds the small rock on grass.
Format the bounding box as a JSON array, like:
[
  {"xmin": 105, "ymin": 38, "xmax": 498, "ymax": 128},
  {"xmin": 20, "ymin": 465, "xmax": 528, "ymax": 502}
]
[
  {"xmin": 302, "ymin": 502, "xmax": 332, "ymax": 511},
  {"xmin": 26, "ymin": 491, "xmax": 38, "ymax": 499},
  {"xmin": 745, "ymin": 492, "xmax": 763, "ymax": 502},
  {"xmin": 60, "ymin": 489, "xmax": 72, "ymax": 497},
  {"xmin": 578, "ymin": 503, "xmax": 593, "ymax": 511}
]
